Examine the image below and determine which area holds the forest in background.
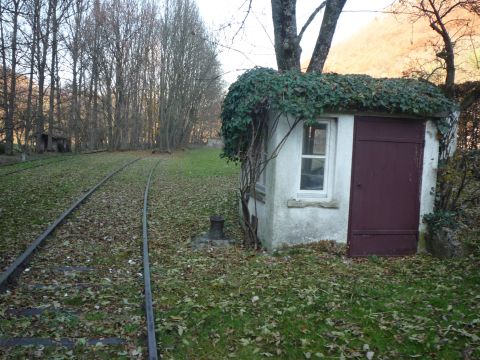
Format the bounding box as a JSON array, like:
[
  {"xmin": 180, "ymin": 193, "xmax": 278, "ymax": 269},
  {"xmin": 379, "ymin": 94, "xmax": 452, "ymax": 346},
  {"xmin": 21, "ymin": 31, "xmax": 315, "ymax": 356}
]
[{"xmin": 0, "ymin": 0, "xmax": 223, "ymax": 154}]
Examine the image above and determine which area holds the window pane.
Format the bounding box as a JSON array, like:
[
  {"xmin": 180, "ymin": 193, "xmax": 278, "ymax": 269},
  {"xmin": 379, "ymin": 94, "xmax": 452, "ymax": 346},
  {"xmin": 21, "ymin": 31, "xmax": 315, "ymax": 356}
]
[
  {"xmin": 258, "ymin": 152, "xmax": 267, "ymax": 185},
  {"xmin": 257, "ymin": 135, "xmax": 268, "ymax": 186},
  {"xmin": 303, "ymin": 124, "xmax": 327, "ymax": 155},
  {"xmin": 300, "ymin": 158, "xmax": 325, "ymax": 190}
]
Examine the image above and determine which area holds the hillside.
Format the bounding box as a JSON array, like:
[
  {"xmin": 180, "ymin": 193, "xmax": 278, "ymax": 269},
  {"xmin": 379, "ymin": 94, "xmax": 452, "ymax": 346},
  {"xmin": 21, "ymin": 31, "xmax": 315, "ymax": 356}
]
[{"xmin": 318, "ymin": 9, "xmax": 480, "ymax": 83}]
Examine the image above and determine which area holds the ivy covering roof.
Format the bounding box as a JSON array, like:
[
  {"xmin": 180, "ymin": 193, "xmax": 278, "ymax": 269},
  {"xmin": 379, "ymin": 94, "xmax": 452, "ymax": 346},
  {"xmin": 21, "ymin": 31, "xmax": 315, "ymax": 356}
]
[{"xmin": 221, "ymin": 67, "xmax": 456, "ymax": 161}]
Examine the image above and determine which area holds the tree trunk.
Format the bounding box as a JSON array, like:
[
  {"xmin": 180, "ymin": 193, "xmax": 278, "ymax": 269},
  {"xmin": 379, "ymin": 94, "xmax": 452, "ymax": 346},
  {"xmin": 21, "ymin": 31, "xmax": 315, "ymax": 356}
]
[
  {"xmin": 70, "ymin": 3, "xmax": 80, "ymax": 151},
  {"xmin": 35, "ymin": 2, "xmax": 53, "ymax": 153},
  {"xmin": 4, "ymin": 0, "xmax": 21, "ymax": 155},
  {"xmin": 55, "ymin": 54, "xmax": 62, "ymax": 145},
  {"xmin": 0, "ymin": 6, "xmax": 10, "ymax": 153},
  {"xmin": 429, "ymin": 18, "xmax": 456, "ymax": 98},
  {"xmin": 307, "ymin": 0, "xmax": 346, "ymax": 73},
  {"xmin": 271, "ymin": 0, "xmax": 346, "ymax": 73},
  {"xmin": 48, "ymin": 0, "xmax": 58, "ymax": 151},
  {"xmin": 24, "ymin": 0, "xmax": 41, "ymax": 151},
  {"xmin": 271, "ymin": 0, "xmax": 300, "ymax": 72}
]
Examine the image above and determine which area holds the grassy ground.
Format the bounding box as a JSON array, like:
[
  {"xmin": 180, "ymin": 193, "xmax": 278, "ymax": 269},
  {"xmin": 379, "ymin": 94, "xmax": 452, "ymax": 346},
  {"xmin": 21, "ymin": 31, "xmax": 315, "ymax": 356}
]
[
  {"xmin": 1, "ymin": 156, "xmax": 161, "ymax": 359},
  {"xmin": 0, "ymin": 152, "xmax": 66, "ymax": 166},
  {"xmin": 0, "ymin": 152, "xmax": 141, "ymax": 270},
  {"xmin": 0, "ymin": 149, "xmax": 479, "ymax": 359},
  {"xmin": 148, "ymin": 149, "xmax": 480, "ymax": 359}
]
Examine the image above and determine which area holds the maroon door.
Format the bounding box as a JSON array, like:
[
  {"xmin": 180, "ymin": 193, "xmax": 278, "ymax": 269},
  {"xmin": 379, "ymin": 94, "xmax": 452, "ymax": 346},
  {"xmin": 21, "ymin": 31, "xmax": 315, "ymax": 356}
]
[{"xmin": 348, "ymin": 116, "xmax": 425, "ymax": 256}]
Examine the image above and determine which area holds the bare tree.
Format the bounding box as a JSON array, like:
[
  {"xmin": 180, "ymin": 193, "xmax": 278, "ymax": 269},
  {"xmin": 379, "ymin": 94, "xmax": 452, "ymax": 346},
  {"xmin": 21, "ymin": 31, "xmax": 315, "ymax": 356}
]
[
  {"xmin": 65, "ymin": 0, "xmax": 86, "ymax": 150},
  {"xmin": 35, "ymin": 0, "xmax": 53, "ymax": 153},
  {"xmin": 1, "ymin": 0, "xmax": 23, "ymax": 155},
  {"xmin": 23, "ymin": 0, "xmax": 41, "ymax": 150},
  {"xmin": 1, "ymin": 0, "xmax": 222, "ymax": 153},
  {"xmin": 157, "ymin": 0, "xmax": 222, "ymax": 151},
  {"xmin": 397, "ymin": 1, "xmax": 480, "ymax": 242},
  {"xmin": 0, "ymin": 4, "xmax": 10, "ymax": 149},
  {"xmin": 271, "ymin": 0, "xmax": 347, "ymax": 72},
  {"xmin": 47, "ymin": 0, "xmax": 58, "ymax": 151},
  {"xmin": 398, "ymin": 0, "xmax": 480, "ymax": 99}
]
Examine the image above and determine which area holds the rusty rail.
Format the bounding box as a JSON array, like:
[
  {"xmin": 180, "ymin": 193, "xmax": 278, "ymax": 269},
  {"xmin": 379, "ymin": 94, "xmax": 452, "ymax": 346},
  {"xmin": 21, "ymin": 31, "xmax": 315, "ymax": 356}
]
[
  {"xmin": 0, "ymin": 157, "xmax": 140, "ymax": 292},
  {"xmin": 142, "ymin": 160, "xmax": 161, "ymax": 360}
]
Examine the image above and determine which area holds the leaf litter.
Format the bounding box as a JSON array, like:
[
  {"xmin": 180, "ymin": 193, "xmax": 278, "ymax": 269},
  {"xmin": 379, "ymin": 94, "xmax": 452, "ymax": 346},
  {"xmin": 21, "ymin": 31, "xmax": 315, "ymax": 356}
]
[
  {"xmin": 0, "ymin": 149, "xmax": 478, "ymax": 359},
  {"xmin": 0, "ymin": 152, "xmax": 140, "ymax": 272},
  {"xmin": 0, "ymin": 155, "xmax": 160, "ymax": 358},
  {"xmin": 147, "ymin": 149, "xmax": 480, "ymax": 359}
]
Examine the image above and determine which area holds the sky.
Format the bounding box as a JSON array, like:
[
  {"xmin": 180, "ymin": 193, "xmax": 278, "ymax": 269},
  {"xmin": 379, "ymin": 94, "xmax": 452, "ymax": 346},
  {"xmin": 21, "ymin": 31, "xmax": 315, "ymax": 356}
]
[{"xmin": 196, "ymin": 0, "xmax": 395, "ymax": 84}]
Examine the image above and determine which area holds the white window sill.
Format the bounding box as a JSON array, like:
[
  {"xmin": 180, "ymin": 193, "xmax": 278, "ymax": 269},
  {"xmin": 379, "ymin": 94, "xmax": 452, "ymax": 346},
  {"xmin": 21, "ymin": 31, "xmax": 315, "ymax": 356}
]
[
  {"xmin": 296, "ymin": 192, "xmax": 328, "ymax": 199},
  {"xmin": 287, "ymin": 199, "xmax": 338, "ymax": 209}
]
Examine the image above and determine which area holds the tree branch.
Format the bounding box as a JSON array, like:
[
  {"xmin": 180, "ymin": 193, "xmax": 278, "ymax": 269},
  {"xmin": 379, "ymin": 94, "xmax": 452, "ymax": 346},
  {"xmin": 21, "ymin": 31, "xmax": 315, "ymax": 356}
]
[
  {"xmin": 297, "ymin": 1, "xmax": 326, "ymax": 43},
  {"xmin": 232, "ymin": 0, "xmax": 253, "ymax": 42}
]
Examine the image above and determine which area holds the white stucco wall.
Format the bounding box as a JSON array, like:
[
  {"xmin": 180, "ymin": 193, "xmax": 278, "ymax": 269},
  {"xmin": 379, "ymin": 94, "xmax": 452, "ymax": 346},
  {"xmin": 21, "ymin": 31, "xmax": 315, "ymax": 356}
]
[
  {"xmin": 251, "ymin": 113, "xmax": 355, "ymax": 250},
  {"xmin": 250, "ymin": 113, "xmax": 441, "ymax": 251},
  {"xmin": 418, "ymin": 120, "xmax": 440, "ymax": 242}
]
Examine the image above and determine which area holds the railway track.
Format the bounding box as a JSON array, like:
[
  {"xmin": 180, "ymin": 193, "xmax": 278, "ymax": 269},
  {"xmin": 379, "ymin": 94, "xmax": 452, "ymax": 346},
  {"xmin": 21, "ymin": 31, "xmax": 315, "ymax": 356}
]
[
  {"xmin": 0, "ymin": 157, "xmax": 160, "ymax": 359},
  {"xmin": 0, "ymin": 150, "xmax": 107, "ymax": 176}
]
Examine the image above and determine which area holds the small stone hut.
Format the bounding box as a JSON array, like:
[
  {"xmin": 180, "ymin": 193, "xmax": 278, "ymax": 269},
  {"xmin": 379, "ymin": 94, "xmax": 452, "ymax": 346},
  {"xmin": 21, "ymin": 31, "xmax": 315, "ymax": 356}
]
[
  {"xmin": 221, "ymin": 68, "xmax": 456, "ymax": 256},
  {"xmin": 37, "ymin": 132, "xmax": 71, "ymax": 153}
]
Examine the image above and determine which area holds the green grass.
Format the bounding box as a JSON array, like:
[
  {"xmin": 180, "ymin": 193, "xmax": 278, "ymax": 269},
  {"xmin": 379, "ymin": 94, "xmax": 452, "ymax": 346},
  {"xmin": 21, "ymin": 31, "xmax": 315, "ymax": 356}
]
[
  {"xmin": 0, "ymin": 155, "xmax": 156, "ymax": 359},
  {"xmin": 0, "ymin": 152, "xmax": 139, "ymax": 270},
  {"xmin": 0, "ymin": 153, "xmax": 68, "ymax": 170},
  {"xmin": 148, "ymin": 148, "xmax": 480, "ymax": 359},
  {"xmin": 167, "ymin": 148, "xmax": 238, "ymax": 177},
  {"xmin": 0, "ymin": 148, "xmax": 478, "ymax": 358}
]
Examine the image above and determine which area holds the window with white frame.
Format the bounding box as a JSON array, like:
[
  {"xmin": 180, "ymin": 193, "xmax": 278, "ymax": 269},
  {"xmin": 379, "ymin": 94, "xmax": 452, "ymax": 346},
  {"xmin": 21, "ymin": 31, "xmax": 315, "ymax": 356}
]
[{"xmin": 299, "ymin": 119, "xmax": 334, "ymax": 195}]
